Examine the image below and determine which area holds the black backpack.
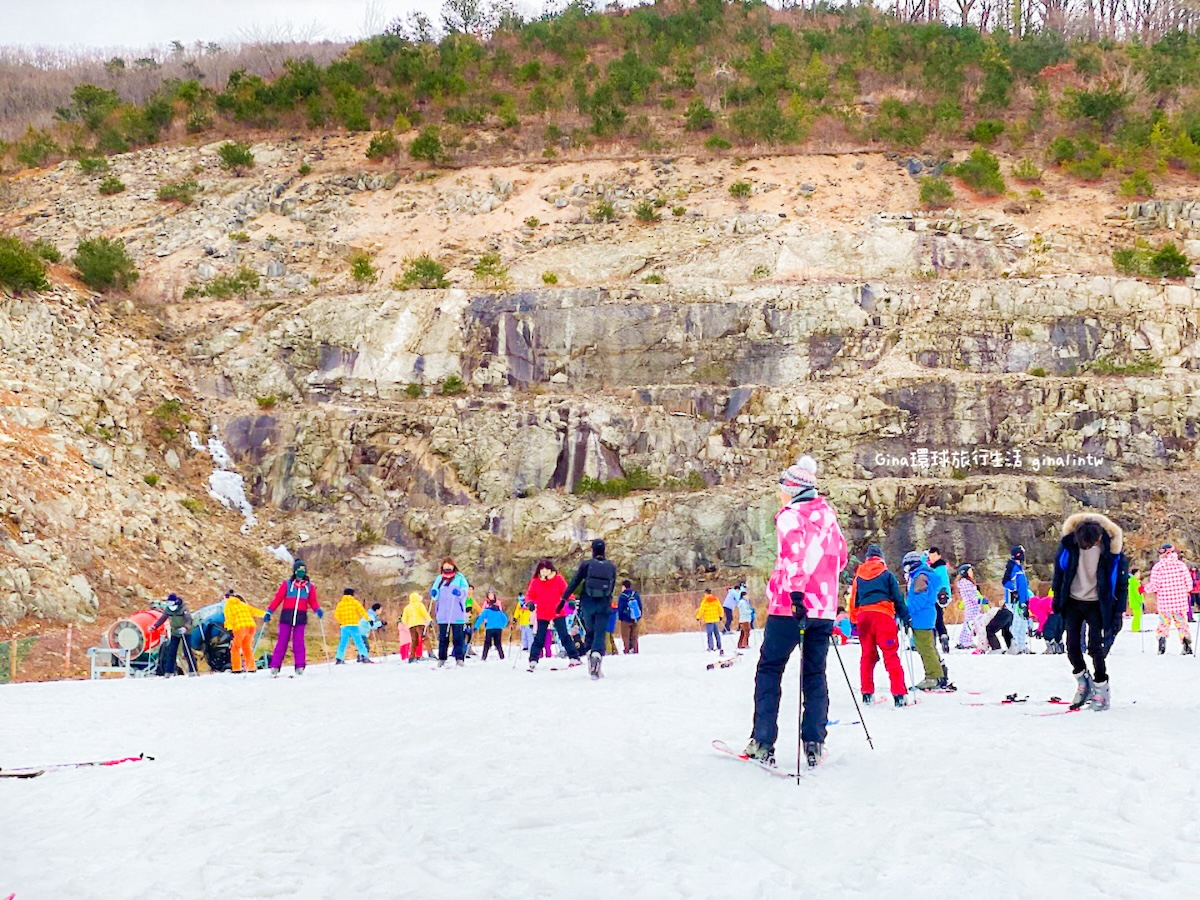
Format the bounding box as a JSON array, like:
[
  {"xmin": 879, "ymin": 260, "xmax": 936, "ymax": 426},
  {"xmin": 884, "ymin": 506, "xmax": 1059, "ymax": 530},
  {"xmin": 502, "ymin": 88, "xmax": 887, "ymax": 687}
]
[{"xmin": 583, "ymin": 559, "xmax": 617, "ymax": 601}]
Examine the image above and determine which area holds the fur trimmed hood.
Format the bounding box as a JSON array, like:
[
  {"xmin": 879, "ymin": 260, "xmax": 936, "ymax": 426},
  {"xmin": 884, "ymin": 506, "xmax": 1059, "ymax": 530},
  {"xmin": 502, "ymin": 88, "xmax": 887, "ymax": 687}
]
[{"xmin": 1061, "ymin": 512, "xmax": 1123, "ymax": 555}]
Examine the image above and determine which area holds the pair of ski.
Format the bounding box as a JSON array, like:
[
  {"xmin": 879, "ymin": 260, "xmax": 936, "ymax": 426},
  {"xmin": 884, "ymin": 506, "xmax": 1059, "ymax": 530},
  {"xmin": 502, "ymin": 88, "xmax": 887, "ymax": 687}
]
[
  {"xmin": 960, "ymin": 694, "xmax": 1085, "ymax": 716},
  {"xmin": 711, "ymin": 740, "xmax": 820, "ymax": 779},
  {"xmin": 706, "ymin": 652, "xmax": 742, "ymax": 670},
  {"xmin": 0, "ymin": 753, "xmax": 153, "ymax": 780}
]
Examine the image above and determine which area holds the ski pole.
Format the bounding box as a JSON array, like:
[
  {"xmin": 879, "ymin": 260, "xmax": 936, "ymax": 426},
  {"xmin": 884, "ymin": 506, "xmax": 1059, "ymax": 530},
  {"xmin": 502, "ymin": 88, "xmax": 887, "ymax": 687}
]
[
  {"xmin": 832, "ymin": 637, "xmax": 874, "ymax": 750},
  {"xmin": 317, "ymin": 611, "xmax": 333, "ymax": 673},
  {"xmin": 796, "ymin": 625, "xmax": 805, "ymax": 786}
]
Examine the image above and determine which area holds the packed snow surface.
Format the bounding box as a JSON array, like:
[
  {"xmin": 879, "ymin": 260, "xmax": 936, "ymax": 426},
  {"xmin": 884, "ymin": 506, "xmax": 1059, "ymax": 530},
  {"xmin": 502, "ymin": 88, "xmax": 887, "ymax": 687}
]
[{"xmin": 2, "ymin": 622, "xmax": 1199, "ymax": 899}]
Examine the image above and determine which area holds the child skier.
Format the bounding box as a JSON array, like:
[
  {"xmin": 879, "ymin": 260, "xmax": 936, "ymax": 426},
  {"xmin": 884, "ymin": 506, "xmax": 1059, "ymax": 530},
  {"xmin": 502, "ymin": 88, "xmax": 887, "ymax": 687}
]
[
  {"xmin": 696, "ymin": 590, "xmax": 724, "ymax": 654},
  {"xmin": 223, "ymin": 591, "xmax": 265, "ymax": 673},
  {"xmin": 513, "ymin": 594, "xmax": 533, "ymax": 651},
  {"xmin": 903, "ymin": 552, "xmax": 951, "ymax": 690},
  {"xmin": 1002, "ymin": 546, "xmax": 1032, "ymax": 654},
  {"xmin": 617, "ymin": 580, "xmax": 642, "ymax": 654},
  {"xmin": 833, "ymin": 607, "xmax": 852, "ymax": 645},
  {"xmin": 745, "ymin": 456, "xmax": 848, "ymax": 769},
  {"xmin": 1128, "ymin": 568, "xmax": 1143, "ymax": 633},
  {"xmin": 401, "ymin": 592, "xmax": 432, "ymax": 663},
  {"xmin": 1051, "ymin": 513, "xmax": 1128, "ymax": 710},
  {"xmin": 1148, "ymin": 544, "xmax": 1193, "ymax": 655},
  {"xmin": 265, "ymin": 559, "xmax": 322, "ymax": 676},
  {"xmin": 334, "ymin": 588, "xmax": 373, "ymax": 664},
  {"xmin": 847, "ymin": 545, "xmax": 908, "ymax": 707},
  {"xmin": 955, "ymin": 564, "xmax": 982, "ymax": 649},
  {"xmin": 736, "ymin": 591, "xmax": 755, "ymax": 649},
  {"xmin": 476, "ymin": 591, "xmax": 509, "ymax": 660}
]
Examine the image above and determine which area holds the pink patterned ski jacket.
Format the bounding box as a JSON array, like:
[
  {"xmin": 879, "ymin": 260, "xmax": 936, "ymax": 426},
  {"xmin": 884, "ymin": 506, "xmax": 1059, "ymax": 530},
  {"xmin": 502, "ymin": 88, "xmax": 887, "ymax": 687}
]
[{"xmin": 766, "ymin": 495, "xmax": 848, "ymax": 621}]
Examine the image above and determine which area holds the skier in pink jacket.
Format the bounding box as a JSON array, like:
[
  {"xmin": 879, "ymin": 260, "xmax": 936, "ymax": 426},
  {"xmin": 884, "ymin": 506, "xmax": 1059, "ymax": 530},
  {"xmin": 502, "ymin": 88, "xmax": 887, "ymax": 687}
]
[{"xmin": 744, "ymin": 456, "xmax": 848, "ymax": 769}]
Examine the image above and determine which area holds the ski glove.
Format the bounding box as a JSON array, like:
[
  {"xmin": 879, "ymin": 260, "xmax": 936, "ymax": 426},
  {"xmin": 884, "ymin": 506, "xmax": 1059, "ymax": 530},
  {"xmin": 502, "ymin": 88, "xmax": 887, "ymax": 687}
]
[
  {"xmin": 790, "ymin": 592, "xmax": 808, "ymax": 630},
  {"xmin": 315, "ymin": 608, "xmax": 324, "ymax": 619},
  {"xmin": 262, "ymin": 611, "xmax": 272, "ymax": 623}
]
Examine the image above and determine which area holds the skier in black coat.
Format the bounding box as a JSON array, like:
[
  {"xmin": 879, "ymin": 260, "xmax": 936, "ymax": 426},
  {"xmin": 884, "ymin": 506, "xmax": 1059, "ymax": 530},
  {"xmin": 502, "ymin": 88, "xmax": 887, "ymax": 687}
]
[{"xmin": 563, "ymin": 539, "xmax": 618, "ymax": 680}]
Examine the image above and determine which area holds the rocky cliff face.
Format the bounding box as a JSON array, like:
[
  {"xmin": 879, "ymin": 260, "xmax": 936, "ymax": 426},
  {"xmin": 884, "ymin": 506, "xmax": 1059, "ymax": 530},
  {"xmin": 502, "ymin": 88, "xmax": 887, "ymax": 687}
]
[{"xmin": 2, "ymin": 137, "xmax": 1198, "ymax": 623}]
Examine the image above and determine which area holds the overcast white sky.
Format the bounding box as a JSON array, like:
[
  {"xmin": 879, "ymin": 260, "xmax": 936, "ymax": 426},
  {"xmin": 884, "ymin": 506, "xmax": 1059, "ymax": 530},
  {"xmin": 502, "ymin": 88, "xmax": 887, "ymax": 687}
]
[{"xmin": 2, "ymin": 0, "xmax": 453, "ymax": 49}]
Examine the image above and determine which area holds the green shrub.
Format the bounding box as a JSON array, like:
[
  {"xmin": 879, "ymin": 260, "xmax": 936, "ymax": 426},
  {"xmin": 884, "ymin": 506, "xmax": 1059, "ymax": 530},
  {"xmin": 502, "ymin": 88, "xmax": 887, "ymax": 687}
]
[
  {"xmin": 298, "ymin": 162, "xmax": 313, "ymax": 176},
  {"xmin": 15, "ymin": 129, "xmax": 59, "ymax": 168},
  {"xmin": 405, "ymin": 383, "xmax": 423, "ymax": 398},
  {"xmin": 1112, "ymin": 240, "xmax": 1193, "ymax": 278},
  {"xmin": 78, "ymin": 156, "xmax": 109, "ymax": 175},
  {"xmin": 541, "ymin": 271, "xmax": 558, "ymax": 284},
  {"xmin": 1071, "ymin": 87, "xmax": 1127, "ymax": 131},
  {"xmin": 73, "ymin": 237, "xmax": 138, "ymax": 291},
  {"xmin": 98, "ymin": 175, "xmax": 125, "ymax": 195},
  {"xmin": 1118, "ymin": 170, "xmax": 1155, "ymax": 198},
  {"xmin": 949, "ymin": 148, "xmax": 1006, "ymax": 196},
  {"xmin": 704, "ymin": 135, "xmax": 731, "ymax": 151},
  {"xmin": 1028, "ymin": 367, "xmax": 1047, "ymax": 378},
  {"xmin": 349, "ymin": 250, "xmax": 378, "ymax": 285},
  {"xmin": 1049, "ymin": 136, "xmax": 1079, "ymax": 165},
  {"xmin": 184, "ymin": 266, "xmax": 260, "ymax": 300},
  {"xmin": 966, "ymin": 119, "xmax": 1005, "ymax": 145},
  {"xmin": 672, "ymin": 205, "xmax": 686, "ymax": 217},
  {"xmin": 229, "ymin": 231, "xmax": 250, "ymax": 243},
  {"xmin": 752, "ymin": 264, "xmax": 771, "ymax": 279},
  {"xmin": 919, "ymin": 176, "xmax": 955, "ymax": 208},
  {"xmin": 255, "ymin": 395, "xmax": 277, "ymax": 409},
  {"xmin": 440, "ymin": 374, "xmax": 467, "ymax": 395},
  {"xmin": 593, "ymin": 200, "xmax": 617, "ymax": 222},
  {"xmin": 395, "ymin": 254, "xmax": 449, "ymax": 289},
  {"xmin": 634, "ymin": 199, "xmax": 661, "ymax": 223},
  {"xmin": 143, "ymin": 473, "xmax": 160, "ymax": 486},
  {"xmin": 1067, "ymin": 153, "xmax": 1108, "ymax": 181},
  {"xmin": 684, "ymin": 98, "xmax": 715, "ymax": 131},
  {"xmin": 0, "ymin": 234, "xmax": 50, "ymax": 293},
  {"xmin": 410, "ymin": 126, "xmax": 444, "ymax": 163},
  {"xmin": 524, "ymin": 216, "xmax": 541, "ymax": 228},
  {"xmin": 472, "ymin": 251, "xmax": 510, "ymax": 288},
  {"xmin": 1011, "ymin": 158, "xmax": 1043, "ymax": 183},
  {"xmin": 641, "ymin": 273, "xmax": 664, "ymax": 284},
  {"xmin": 156, "ymin": 179, "xmax": 198, "ymax": 204},
  {"xmin": 218, "ymin": 141, "xmax": 254, "ymax": 173},
  {"xmin": 30, "ymin": 239, "xmax": 62, "ymax": 263},
  {"xmin": 1089, "ymin": 354, "xmax": 1162, "ymax": 375},
  {"xmin": 366, "ymin": 130, "xmax": 400, "ymax": 160},
  {"xmin": 179, "ymin": 497, "xmax": 205, "ymax": 515},
  {"xmin": 729, "ymin": 180, "xmax": 752, "ymax": 199}
]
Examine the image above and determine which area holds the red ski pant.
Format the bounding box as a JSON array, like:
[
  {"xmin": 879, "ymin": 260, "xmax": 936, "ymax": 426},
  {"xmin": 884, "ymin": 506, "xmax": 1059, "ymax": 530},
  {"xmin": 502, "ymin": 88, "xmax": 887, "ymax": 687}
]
[{"xmin": 858, "ymin": 612, "xmax": 907, "ymax": 697}]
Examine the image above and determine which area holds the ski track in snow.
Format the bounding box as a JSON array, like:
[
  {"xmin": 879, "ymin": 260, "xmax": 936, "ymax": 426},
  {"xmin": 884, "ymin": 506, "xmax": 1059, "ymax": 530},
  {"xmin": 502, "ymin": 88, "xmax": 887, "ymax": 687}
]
[{"xmin": 2, "ymin": 619, "xmax": 1199, "ymax": 899}]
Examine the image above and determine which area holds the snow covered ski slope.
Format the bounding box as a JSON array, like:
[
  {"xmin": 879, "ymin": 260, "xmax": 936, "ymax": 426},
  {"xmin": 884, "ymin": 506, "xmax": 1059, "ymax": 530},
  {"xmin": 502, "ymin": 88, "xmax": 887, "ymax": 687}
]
[{"xmin": 2, "ymin": 624, "xmax": 1198, "ymax": 899}]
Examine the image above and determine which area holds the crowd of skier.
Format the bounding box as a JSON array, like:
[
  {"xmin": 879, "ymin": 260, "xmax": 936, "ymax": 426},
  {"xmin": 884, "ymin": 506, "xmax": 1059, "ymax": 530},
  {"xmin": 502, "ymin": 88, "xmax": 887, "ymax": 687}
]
[{"xmin": 145, "ymin": 451, "xmax": 1199, "ymax": 772}]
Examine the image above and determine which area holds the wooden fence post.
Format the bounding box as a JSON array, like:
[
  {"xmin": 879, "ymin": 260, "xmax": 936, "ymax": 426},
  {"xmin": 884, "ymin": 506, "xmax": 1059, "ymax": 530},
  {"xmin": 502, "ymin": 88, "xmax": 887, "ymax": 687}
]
[{"xmin": 65, "ymin": 624, "xmax": 73, "ymax": 678}]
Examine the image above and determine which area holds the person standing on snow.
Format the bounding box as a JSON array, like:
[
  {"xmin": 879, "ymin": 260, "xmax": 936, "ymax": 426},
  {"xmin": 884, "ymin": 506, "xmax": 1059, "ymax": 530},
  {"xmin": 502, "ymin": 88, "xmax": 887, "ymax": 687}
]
[
  {"xmin": 1147, "ymin": 544, "xmax": 1193, "ymax": 655},
  {"xmin": 333, "ymin": 588, "xmax": 373, "ymax": 665},
  {"xmin": 954, "ymin": 564, "xmax": 983, "ymax": 649},
  {"xmin": 223, "ymin": 591, "xmax": 265, "ymax": 674},
  {"xmin": 525, "ymin": 559, "xmax": 581, "ymax": 671},
  {"xmin": 430, "ymin": 558, "xmax": 469, "ymax": 668},
  {"xmin": 902, "ymin": 552, "xmax": 951, "ymax": 690},
  {"xmin": 697, "ymin": 590, "xmax": 725, "ymax": 654},
  {"xmin": 721, "ymin": 584, "xmax": 741, "ymax": 634},
  {"xmin": 1127, "ymin": 568, "xmax": 1143, "ymax": 633},
  {"xmin": 265, "ymin": 560, "xmax": 322, "ymax": 676},
  {"xmin": 927, "ymin": 547, "xmax": 952, "ymax": 654},
  {"xmin": 736, "ymin": 591, "xmax": 756, "ymax": 650},
  {"xmin": 563, "ymin": 539, "xmax": 619, "ymax": 680},
  {"xmin": 1002, "ymin": 546, "xmax": 1032, "ymax": 654},
  {"xmin": 617, "ymin": 580, "xmax": 642, "ymax": 654},
  {"xmin": 154, "ymin": 593, "xmax": 198, "ymax": 676},
  {"xmin": 475, "ymin": 591, "xmax": 509, "ymax": 660},
  {"xmin": 744, "ymin": 456, "xmax": 848, "ymax": 769},
  {"xmin": 513, "ymin": 593, "xmax": 534, "ymax": 651},
  {"xmin": 1051, "ymin": 513, "xmax": 1129, "ymax": 711},
  {"xmin": 401, "ymin": 592, "xmax": 432, "ymax": 662},
  {"xmin": 847, "ymin": 545, "xmax": 909, "ymax": 707}
]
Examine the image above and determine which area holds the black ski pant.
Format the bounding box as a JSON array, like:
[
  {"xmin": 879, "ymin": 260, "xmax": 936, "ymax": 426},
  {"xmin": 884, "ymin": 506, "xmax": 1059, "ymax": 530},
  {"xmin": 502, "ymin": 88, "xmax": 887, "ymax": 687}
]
[
  {"xmin": 158, "ymin": 634, "xmax": 197, "ymax": 675},
  {"xmin": 1063, "ymin": 598, "xmax": 1107, "ymax": 682},
  {"xmin": 437, "ymin": 623, "xmax": 465, "ymax": 662},
  {"xmin": 986, "ymin": 609, "xmax": 1013, "ymax": 650},
  {"xmin": 935, "ymin": 603, "xmax": 947, "ymax": 639},
  {"xmin": 579, "ymin": 600, "xmax": 611, "ymax": 656},
  {"xmin": 482, "ymin": 628, "xmax": 504, "ymax": 660},
  {"xmin": 529, "ymin": 616, "xmax": 578, "ymax": 663},
  {"xmin": 751, "ymin": 615, "xmax": 834, "ymax": 747},
  {"xmin": 723, "ymin": 607, "xmax": 734, "ymax": 633}
]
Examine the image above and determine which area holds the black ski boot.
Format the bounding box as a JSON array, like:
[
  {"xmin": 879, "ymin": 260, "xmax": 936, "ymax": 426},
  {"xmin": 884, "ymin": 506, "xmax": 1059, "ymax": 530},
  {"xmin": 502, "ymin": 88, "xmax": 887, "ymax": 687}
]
[
  {"xmin": 862, "ymin": 692, "xmax": 873, "ymax": 705},
  {"xmin": 939, "ymin": 633, "xmax": 950, "ymax": 654},
  {"xmin": 894, "ymin": 694, "xmax": 908, "ymax": 708},
  {"xmin": 1184, "ymin": 638, "xmax": 1194, "ymax": 656},
  {"xmin": 1158, "ymin": 636, "xmax": 1167, "ymax": 655},
  {"xmin": 804, "ymin": 741, "xmax": 824, "ymax": 768},
  {"xmin": 743, "ymin": 739, "xmax": 775, "ymax": 766}
]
